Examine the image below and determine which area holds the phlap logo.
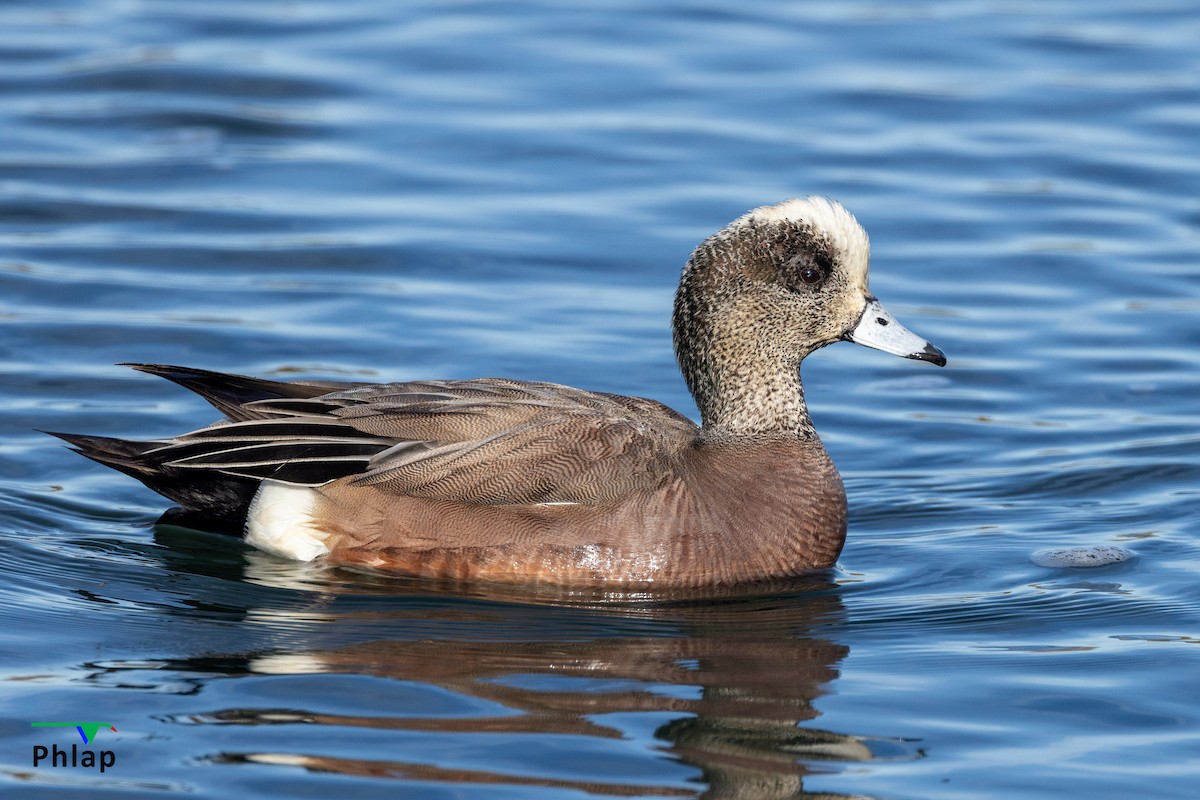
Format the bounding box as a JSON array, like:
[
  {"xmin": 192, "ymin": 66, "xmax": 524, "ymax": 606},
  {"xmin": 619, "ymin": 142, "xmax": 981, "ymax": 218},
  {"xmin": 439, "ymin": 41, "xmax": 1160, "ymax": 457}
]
[{"xmin": 31, "ymin": 722, "xmax": 118, "ymax": 774}]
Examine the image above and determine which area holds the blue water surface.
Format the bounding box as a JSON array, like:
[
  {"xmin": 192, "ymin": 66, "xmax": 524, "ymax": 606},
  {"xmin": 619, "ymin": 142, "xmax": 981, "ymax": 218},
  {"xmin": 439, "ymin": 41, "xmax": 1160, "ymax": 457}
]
[{"xmin": 2, "ymin": 2, "xmax": 1199, "ymax": 798}]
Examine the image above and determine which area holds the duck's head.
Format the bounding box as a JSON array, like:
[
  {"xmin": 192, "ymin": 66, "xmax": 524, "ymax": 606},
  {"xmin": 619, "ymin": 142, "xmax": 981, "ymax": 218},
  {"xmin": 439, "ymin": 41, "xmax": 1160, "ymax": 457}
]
[{"xmin": 673, "ymin": 196, "xmax": 946, "ymax": 434}]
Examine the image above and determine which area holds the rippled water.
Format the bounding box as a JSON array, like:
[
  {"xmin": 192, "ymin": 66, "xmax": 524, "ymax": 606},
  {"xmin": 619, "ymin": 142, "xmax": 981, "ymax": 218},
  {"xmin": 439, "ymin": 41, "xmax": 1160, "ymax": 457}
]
[{"xmin": 3, "ymin": 2, "xmax": 1199, "ymax": 798}]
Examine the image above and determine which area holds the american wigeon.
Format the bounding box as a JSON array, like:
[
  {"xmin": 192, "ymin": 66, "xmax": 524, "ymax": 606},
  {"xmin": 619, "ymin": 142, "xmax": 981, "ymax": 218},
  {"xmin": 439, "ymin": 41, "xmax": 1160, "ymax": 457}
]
[{"xmin": 54, "ymin": 197, "xmax": 945, "ymax": 588}]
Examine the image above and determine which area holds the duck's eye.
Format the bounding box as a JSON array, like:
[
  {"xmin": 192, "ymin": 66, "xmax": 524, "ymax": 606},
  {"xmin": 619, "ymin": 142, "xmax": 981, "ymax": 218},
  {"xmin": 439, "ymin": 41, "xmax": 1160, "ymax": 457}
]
[{"xmin": 799, "ymin": 267, "xmax": 822, "ymax": 285}]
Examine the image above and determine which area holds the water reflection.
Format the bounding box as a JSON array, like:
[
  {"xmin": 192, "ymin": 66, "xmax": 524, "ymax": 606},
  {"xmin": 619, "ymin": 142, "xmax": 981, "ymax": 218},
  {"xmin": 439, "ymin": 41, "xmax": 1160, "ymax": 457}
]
[
  {"xmin": 93, "ymin": 543, "xmax": 874, "ymax": 798},
  {"xmin": 231, "ymin": 633, "xmax": 859, "ymax": 798}
]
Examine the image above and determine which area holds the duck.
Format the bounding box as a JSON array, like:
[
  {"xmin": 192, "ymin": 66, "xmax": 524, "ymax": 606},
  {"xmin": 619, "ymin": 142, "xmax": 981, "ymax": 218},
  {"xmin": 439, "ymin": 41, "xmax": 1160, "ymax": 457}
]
[{"xmin": 53, "ymin": 197, "xmax": 945, "ymax": 588}]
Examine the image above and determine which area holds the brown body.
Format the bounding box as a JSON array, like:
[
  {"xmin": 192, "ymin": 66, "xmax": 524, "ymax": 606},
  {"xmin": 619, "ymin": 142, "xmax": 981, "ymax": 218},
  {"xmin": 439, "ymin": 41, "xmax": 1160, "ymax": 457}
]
[{"xmin": 318, "ymin": 437, "xmax": 846, "ymax": 586}]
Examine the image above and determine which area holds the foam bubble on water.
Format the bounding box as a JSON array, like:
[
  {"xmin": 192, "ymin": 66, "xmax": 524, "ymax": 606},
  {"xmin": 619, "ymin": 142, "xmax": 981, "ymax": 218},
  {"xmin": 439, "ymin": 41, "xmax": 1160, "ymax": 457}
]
[{"xmin": 1031, "ymin": 545, "xmax": 1135, "ymax": 568}]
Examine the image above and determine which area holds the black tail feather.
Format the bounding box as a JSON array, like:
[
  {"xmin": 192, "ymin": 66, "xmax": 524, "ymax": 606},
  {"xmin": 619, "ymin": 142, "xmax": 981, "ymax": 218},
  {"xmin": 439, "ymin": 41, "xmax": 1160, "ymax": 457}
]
[
  {"xmin": 120, "ymin": 363, "xmax": 337, "ymax": 421},
  {"xmin": 49, "ymin": 365, "xmax": 382, "ymax": 536},
  {"xmin": 45, "ymin": 429, "xmax": 257, "ymax": 535},
  {"xmin": 42, "ymin": 430, "xmax": 165, "ymax": 478}
]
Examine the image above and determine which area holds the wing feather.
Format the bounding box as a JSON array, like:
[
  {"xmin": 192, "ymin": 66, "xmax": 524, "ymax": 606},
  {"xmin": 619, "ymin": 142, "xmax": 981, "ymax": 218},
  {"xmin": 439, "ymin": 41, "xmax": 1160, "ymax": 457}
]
[{"xmin": 126, "ymin": 374, "xmax": 699, "ymax": 506}]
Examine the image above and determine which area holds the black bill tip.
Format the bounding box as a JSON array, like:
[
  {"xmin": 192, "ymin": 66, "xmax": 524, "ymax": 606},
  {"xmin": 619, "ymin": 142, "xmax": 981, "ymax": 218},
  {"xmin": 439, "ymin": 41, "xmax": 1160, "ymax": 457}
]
[{"xmin": 908, "ymin": 343, "xmax": 947, "ymax": 367}]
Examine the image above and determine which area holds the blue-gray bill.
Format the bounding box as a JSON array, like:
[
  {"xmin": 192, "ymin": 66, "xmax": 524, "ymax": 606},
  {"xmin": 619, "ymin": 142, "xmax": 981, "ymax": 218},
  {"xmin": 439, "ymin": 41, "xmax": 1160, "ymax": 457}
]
[{"xmin": 845, "ymin": 296, "xmax": 947, "ymax": 367}]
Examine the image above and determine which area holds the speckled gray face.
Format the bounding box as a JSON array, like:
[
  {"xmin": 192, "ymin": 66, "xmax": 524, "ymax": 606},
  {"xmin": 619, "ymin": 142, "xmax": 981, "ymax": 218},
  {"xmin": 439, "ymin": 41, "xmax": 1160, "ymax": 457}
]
[{"xmin": 846, "ymin": 296, "xmax": 947, "ymax": 366}]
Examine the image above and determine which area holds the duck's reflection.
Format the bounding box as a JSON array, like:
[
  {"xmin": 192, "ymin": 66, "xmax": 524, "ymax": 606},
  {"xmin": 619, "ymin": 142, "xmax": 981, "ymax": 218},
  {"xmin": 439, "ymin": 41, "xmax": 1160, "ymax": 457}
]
[{"xmin": 150, "ymin": 536, "xmax": 874, "ymax": 798}]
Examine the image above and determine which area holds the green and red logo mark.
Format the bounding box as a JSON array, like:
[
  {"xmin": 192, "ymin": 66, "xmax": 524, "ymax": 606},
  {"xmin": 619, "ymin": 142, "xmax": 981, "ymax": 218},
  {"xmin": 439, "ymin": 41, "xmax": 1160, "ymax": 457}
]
[{"xmin": 31, "ymin": 722, "xmax": 118, "ymax": 744}]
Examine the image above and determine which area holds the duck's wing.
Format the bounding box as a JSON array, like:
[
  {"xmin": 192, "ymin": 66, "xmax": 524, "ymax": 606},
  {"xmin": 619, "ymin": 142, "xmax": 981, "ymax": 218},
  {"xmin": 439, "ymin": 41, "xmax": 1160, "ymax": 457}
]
[
  {"xmin": 324, "ymin": 378, "xmax": 699, "ymax": 505},
  {"xmin": 61, "ymin": 368, "xmax": 699, "ymax": 510}
]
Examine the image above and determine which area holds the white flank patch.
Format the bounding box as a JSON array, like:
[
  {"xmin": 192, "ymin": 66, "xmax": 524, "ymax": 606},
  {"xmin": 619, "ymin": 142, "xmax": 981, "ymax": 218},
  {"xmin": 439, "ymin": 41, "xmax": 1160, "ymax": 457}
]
[
  {"xmin": 244, "ymin": 479, "xmax": 330, "ymax": 561},
  {"xmin": 738, "ymin": 196, "xmax": 871, "ymax": 282}
]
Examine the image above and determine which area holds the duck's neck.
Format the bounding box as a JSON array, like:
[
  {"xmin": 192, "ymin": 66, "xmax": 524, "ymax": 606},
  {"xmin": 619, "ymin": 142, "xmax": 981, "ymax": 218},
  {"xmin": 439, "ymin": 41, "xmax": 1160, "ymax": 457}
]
[
  {"xmin": 696, "ymin": 350, "xmax": 814, "ymax": 439},
  {"xmin": 674, "ymin": 281, "xmax": 816, "ymax": 440}
]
